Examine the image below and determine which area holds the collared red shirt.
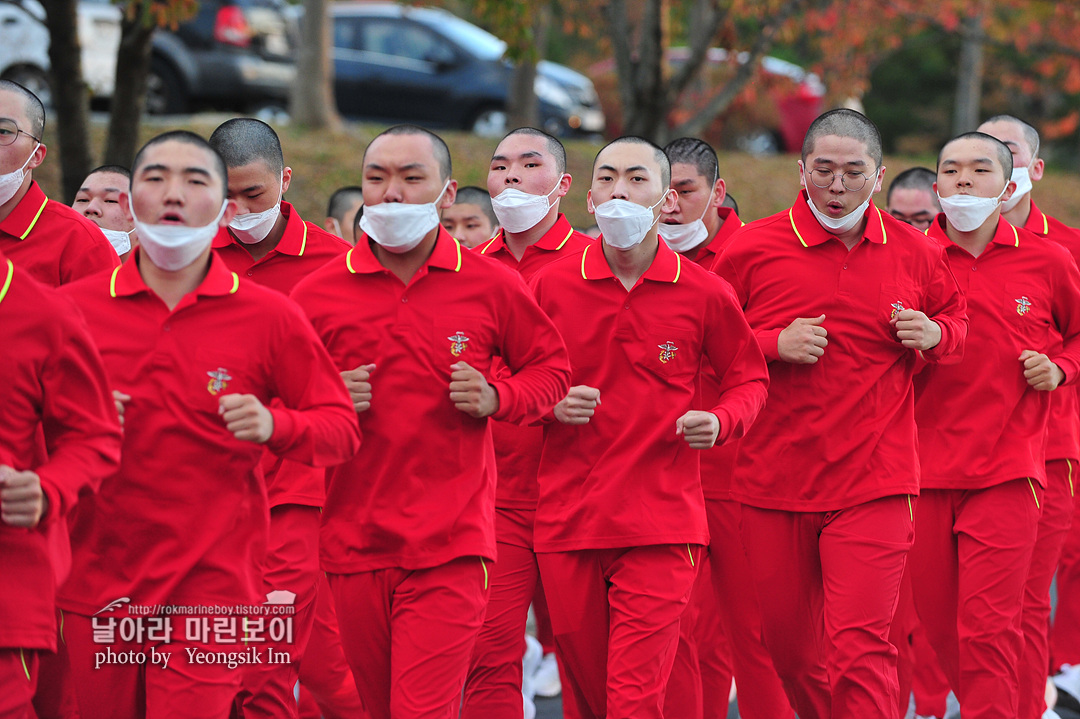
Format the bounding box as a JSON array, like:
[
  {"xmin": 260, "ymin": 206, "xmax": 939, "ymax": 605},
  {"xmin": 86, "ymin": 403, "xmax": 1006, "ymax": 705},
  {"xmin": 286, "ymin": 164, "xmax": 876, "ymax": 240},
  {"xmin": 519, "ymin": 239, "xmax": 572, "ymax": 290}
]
[
  {"xmin": 290, "ymin": 228, "xmax": 570, "ymax": 573},
  {"xmin": 530, "ymin": 238, "xmax": 769, "ymax": 551},
  {"xmin": 1024, "ymin": 201, "xmax": 1080, "ymax": 463},
  {"xmin": 713, "ymin": 193, "xmax": 968, "ymax": 511},
  {"xmin": 0, "ymin": 251, "xmax": 122, "ymax": 650},
  {"xmin": 0, "ymin": 181, "xmax": 119, "ymax": 286},
  {"xmin": 475, "ymin": 213, "xmax": 590, "ymax": 511},
  {"xmin": 683, "ymin": 206, "xmax": 743, "ymax": 268},
  {"xmin": 56, "ymin": 250, "xmax": 360, "ymax": 616},
  {"xmin": 915, "ymin": 215, "xmax": 1080, "ymax": 490},
  {"xmin": 213, "ymin": 200, "xmax": 351, "ymax": 508}
]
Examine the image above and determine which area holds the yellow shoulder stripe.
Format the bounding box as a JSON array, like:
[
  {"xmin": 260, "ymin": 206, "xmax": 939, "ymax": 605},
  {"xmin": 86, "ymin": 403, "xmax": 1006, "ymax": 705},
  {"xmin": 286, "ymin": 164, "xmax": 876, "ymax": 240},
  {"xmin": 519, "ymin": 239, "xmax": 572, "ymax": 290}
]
[
  {"xmin": 20, "ymin": 197, "xmax": 49, "ymax": 240},
  {"xmin": 0, "ymin": 259, "xmax": 13, "ymax": 305},
  {"xmin": 230, "ymin": 272, "xmax": 240, "ymax": 293},
  {"xmin": 108, "ymin": 266, "xmax": 121, "ymax": 298},
  {"xmin": 580, "ymin": 244, "xmax": 591, "ymax": 279}
]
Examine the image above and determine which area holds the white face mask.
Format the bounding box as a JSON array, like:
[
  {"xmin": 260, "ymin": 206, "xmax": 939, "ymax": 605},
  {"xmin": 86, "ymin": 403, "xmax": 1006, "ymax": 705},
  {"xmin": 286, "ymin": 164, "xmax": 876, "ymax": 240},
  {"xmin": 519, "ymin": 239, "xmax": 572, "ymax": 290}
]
[
  {"xmin": 360, "ymin": 180, "xmax": 449, "ymax": 254},
  {"xmin": 1001, "ymin": 164, "xmax": 1032, "ymax": 213},
  {"xmin": 102, "ymin": 228, "xmax": 134, "ymax": 255},
  {"xmin": 130, "ymin": 195, "xmax": 228, "ymax": 271},
  {"xmin": 805, "ymin": 191, "xmax": 873, "ymax": 234},
  {"xmin": 228, "ymin": 174, "xmax": 283, "ymax": 244},
  {"xmin": 660, "ymin": 175, "xmax": 716, "ymax": 253},
  {"xmin": 0, "ymin": 143, "xmax": 39, "ymax": 206},
  {"xmin": 594, "ymin": 194, "xmax": 668, "ymax": 250},
  {"xmin": 490, "ymin": 177, "xmax": 562, "ymax": 233},
  {"xmin": 937, "ymin": 185, "xmax": 1008, "ymax": 233}
]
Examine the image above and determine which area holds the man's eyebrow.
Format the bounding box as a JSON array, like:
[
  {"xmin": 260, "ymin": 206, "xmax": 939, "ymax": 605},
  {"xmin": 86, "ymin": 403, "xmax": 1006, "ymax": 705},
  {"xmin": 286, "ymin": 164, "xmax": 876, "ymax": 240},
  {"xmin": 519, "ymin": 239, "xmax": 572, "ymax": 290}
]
[
  {"xmin": 812, "ymin": 157, "xmax": 868, "ymax": 167},
  {"xmin": 364, "ymin": 161, "xmax": 427, "ymax": 173},
  {"xmin": 236, "ymin": 183, "xmax": 264, "ymax": 195},
  {"xmin": 183, "ymin": 167, "xmax": 213, "ymax": 178},
  {"xmin": 672, "ymin": 178, "xmax": 700, "ymax": 188}
]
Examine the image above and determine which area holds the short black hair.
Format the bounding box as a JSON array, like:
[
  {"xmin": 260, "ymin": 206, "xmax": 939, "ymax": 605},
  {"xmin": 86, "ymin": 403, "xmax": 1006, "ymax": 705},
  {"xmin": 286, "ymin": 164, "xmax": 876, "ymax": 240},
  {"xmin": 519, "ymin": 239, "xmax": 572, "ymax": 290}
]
[
  {"xmin": 87, "ymin": 164, "xmax": 131, "ymax": 181},
  {"xmin": 802, "ymin": 108, "xmax": 883, "ymax": 168},
  {"xmin": 499, "ymin": 127, "xmax": 567, "ymax": 175},
  {"xmin": 326, "ymin": 185, "xmax": 363, "ymax": 223},
  {"xmin": 454, "ymin": 186, "xmax": 497, "ymax": 227},
  {"xmin": 938, "ymin": 131, "xmax": 1013, "ymax": 179},
  {"xmin": 367, "ymin": 124, "xmax": 451, "ymax": 181},
  {"xmin": 209, "ymin": 118, "xmax": 284, "ymax": 174},
  {"xmin": 887, "ymin": 167, "xmax": 938, "ymax": 208},
  {"xmin": 981, "ymin": 114, "xmax": 1040, "ymax": 160},
  {"xmin": 0, "ymin": 79, "xmax": 45, "ymax": 139},
  {"xmin": 593, "ymin": 136, "xmax": 671, "ymax": 188},
  {"xmin": 663, "ymin": 137, "xmax": 718, "ymax": 184},
  {"xmin": 132, "ymin": 131, "xmax": 228, "ymax": 198}
]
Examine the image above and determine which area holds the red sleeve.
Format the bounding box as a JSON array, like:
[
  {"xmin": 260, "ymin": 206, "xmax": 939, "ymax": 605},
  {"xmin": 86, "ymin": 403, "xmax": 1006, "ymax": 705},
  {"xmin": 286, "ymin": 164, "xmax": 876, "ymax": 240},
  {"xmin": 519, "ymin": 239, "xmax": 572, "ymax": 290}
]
[
  {"xmin": 35, "ymin": 302, "xmax": 123, "ymax": 523},
  {"xmin": 916, "ymin": 246, "xmax": 967, "ymax": 364},
  {"xmin": 1050, "ymin": 248, "xmax": 1080, "ymax": 385},
  {"xmin": 263, "ymin": 300, "xmax": 362, "ymax": 466},
  {"xmin": 490, "ymin": 273, "xmax": 572, "ymax": 425},
  {"xmin": 702, "ymin": 277, "xmax": 770, "ymax": 445}
]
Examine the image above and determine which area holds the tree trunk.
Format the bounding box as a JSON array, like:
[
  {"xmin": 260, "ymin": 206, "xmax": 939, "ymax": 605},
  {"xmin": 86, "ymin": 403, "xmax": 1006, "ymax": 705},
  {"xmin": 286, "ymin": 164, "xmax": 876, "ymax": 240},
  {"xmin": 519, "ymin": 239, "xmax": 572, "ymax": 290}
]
[
  {"xmin": 507, "ymin": 2, "xmax": 549, "ymax": 131},
  {"xmin": 102, "ymin": 6, "xmax": 154, "ymax": 167},
  {"xmin": 290, "ymin": 0, "xmax": 341, "ymax": 130},
  {"xmin": 952, "ymin": 11, "xmax": 985, "ymax": 135},
  {"xmin": 42, "ymin": 0, "xmax": 92, "ymax": 202},
  {"xmin": 624, "ymin": 0, "xmax": 667, "ymax": 142}
]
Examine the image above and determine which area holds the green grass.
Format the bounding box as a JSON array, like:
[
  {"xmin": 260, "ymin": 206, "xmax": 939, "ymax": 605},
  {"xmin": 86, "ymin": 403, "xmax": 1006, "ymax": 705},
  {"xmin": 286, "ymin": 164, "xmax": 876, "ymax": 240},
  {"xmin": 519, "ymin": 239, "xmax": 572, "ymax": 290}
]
[{"xmin": 34, "ymin": 118, "xmax": 1080, "ymax": 229}]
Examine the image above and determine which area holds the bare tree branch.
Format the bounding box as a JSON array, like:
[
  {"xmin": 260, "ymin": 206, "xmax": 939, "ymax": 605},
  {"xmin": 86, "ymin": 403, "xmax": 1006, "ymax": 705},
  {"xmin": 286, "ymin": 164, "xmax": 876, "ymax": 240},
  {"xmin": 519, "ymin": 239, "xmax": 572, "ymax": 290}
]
[
  {"xmin": 674, "ymin": 0, "xmax": 818, "ymax": 138},
  {"xmin": 669, "ymin": 0, "xmax": 726, "ymax": 99}
]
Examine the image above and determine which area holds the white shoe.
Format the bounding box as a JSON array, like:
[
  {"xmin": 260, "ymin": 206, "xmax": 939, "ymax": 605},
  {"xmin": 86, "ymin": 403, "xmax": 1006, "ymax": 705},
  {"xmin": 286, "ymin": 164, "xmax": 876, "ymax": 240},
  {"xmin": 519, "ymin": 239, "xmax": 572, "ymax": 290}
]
[
  {"xmin": 533, "ymin": 652, "xmax": 562, "ymax": 698},
  {"xmin": 523, "ymin": 694, "xmax": 537, "ymax": 719},
  {"xmin": 1043, "ymin": 710, "xmax": 1062, "ymax": 719},
  {"xmin": 522, "ymin": 634, "xmax": 543, "ymax": 701},
  {"xmin": 914, "ymin": 715, "xmax": 940, "ymax": 719}
]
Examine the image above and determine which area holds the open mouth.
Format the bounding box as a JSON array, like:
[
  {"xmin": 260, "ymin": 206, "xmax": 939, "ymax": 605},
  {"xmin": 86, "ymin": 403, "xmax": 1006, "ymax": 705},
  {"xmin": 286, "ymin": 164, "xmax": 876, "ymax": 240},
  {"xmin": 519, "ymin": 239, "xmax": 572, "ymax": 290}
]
[{"xmin": 158, "ymin": 211, "xmax": 185, "ymax": 224}]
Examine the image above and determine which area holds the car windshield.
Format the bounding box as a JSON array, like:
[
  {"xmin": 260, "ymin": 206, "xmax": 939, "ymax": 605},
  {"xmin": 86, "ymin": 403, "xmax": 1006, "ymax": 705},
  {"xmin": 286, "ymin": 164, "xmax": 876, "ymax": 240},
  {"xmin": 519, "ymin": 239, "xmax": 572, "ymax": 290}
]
[{"xmin": 427, "ymin": 12, "xmax": 506, "ymax": 60}]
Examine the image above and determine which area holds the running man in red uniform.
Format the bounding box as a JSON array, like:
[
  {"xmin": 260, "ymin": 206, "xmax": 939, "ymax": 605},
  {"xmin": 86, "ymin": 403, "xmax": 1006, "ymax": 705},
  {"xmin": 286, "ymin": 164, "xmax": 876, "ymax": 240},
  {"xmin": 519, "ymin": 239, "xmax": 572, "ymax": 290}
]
[
  {"xmin": 0, "ymin": 251, "xmax": 122, "ymax": 719},
  {"xmin": 978, "ymin": 115, "xmax": 1080, "ymax": 719},
  {"xmin": 289, "ymin": 124, "xmax": 571, "ymax": 719},
  {"xmin": 207, "ymin": 117, "xmax": 352, "ymax": 719},
  {"xmin": 658, "ymin": 136, "xmax": 792, "ymax": 719},
  {"xmin": 56, "ymin": 131, "xmax": 361, "ymax": 719},
  {"xmin": 461, "ymin": 127, "xmax": 590, "ymax": 719},
  {"xmin": 530, "ymin": 136, "xmax": 769, "ymax": 719},
  {"xmin": 910, "ymin": 131, "xmax": 1080, "ymax": 719},
  {"xmin": 713, "ymin": 109, "xmax": 968, "ymax": 719}
]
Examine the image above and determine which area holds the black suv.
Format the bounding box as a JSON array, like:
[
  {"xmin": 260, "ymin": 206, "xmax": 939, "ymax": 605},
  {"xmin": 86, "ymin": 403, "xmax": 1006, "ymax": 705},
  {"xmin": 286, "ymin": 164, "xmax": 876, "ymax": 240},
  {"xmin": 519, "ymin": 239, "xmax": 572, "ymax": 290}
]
[{"xmin": 147, "ymin": 0, "xmax": 295, "ymax": 114}]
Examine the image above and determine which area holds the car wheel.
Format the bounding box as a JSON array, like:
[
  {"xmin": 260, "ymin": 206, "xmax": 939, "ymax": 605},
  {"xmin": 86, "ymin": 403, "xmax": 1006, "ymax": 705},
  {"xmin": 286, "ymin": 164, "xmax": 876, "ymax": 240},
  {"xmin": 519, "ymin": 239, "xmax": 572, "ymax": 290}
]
[
  {"xmin": 469, "ymin": 106, "xmax": 507, "ymax": 137},
  {"xmin": 5, "ymin": 66, "xmax": 52, "ymax": 108},
  {"xmin": 146, "ymin": 60, "xmax": 187, "ymax": 115}
]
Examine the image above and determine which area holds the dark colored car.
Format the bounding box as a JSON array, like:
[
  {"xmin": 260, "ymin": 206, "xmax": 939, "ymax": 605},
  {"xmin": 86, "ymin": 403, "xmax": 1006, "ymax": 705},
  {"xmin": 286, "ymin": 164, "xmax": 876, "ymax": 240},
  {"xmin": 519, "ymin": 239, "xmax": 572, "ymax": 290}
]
[
  {"xmin": 146, "ymin": 0, "xmax": 296, "ymax": 114},
  {"xmin": 329, "ymin": 2, "xmax": 605, "ymax": 137}
]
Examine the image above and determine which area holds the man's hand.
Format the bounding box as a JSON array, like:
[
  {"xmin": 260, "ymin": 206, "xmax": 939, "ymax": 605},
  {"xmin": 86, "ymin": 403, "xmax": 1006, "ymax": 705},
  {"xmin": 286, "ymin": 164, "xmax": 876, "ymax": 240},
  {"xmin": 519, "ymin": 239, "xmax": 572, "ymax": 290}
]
[
  {"xmin": 1020, "ymin": 350, "xmax": 1065, "ymax": 391},
  {"xmin": 892, "ymin": 309, "xmax": 942, "ymax": 351},
  {"xmin": 554, "ymin": 386, "xmax": 601, "ymax": 425},
  {"xmin": 675, "ymin": 411, "xmax": 720, "ymax": 449},
  {"xmin": 113, "ymin": 390, "xmax": 131, "ymax": 428},
  {"xmin": 449, "ymin": 361, "xmax": 500, "ymax": 418},
  {"xmin": 219, "ymin": 394, "xmax": 275, "ymax": 443},
  {"xmin": 0, "ymin": 465, "xmax": 47, "ymax": 528},
  {"xmin": 778, "ymin": 315, "xmax": 828, "ymax": 364},
  {"xmin": 341, "ymin": 364, "xmax": 375, "ymax": 413}
]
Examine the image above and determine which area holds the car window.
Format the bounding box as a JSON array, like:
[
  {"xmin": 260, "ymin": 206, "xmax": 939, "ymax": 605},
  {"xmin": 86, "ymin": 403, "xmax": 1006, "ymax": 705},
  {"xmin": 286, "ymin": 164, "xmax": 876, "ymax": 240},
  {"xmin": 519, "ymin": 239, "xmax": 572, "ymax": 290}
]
[
  {"xmin": 333, "ymin": 16, "xmax": 363, "ymax": 52},
  {"xmin": 361, "ymin": 19, "xmax": 454, "ymax": 65}
]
